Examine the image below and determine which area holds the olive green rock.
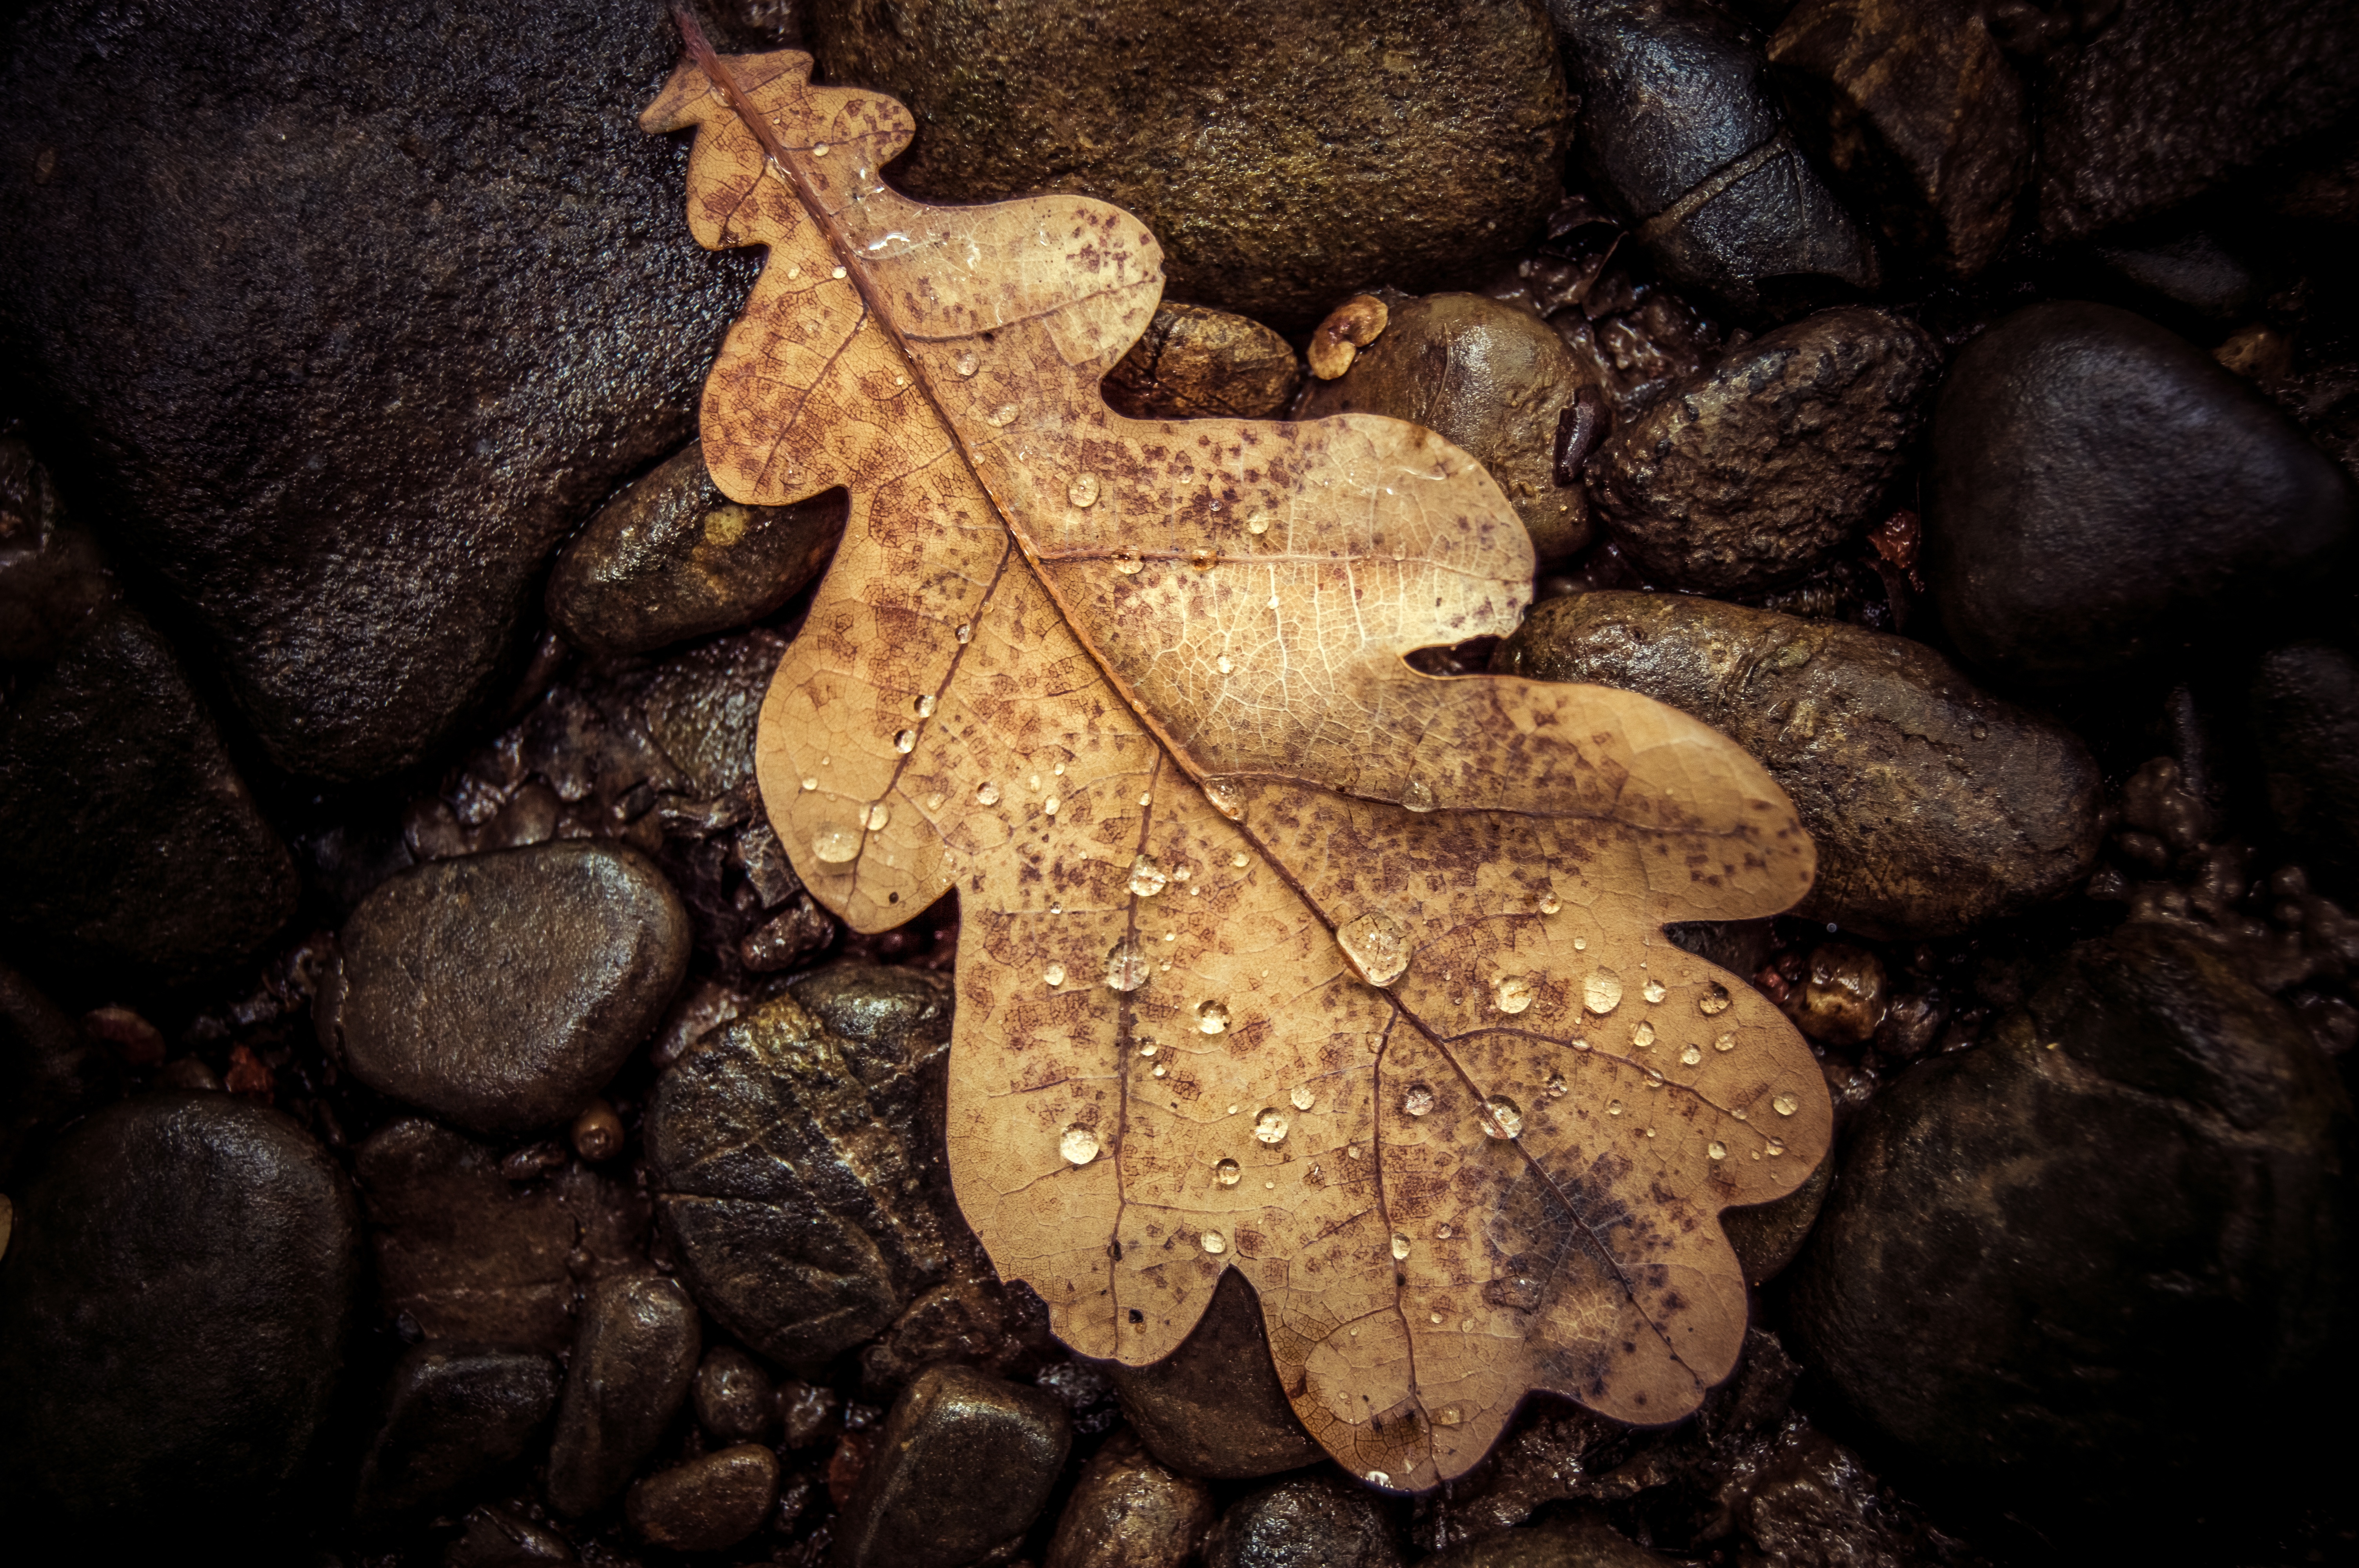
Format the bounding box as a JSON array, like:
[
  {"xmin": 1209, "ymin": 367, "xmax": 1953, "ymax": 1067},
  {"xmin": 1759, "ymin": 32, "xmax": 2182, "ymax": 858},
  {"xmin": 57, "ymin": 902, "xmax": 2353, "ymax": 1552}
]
[
  {"xmin": 811, "ymin": 0, "xmax": 1572, "ymax": 327},
  {"xmin": 1497, "ymin": 592, "xmax": 2100, "ymax": 937}
]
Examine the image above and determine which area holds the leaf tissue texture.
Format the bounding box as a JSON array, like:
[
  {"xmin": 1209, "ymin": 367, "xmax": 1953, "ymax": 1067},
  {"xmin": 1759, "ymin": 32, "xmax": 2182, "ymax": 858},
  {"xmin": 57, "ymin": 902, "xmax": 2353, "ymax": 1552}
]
[{"xmin": 645, "ymin": 43, "xmax": 1828, "ymax": 1489}]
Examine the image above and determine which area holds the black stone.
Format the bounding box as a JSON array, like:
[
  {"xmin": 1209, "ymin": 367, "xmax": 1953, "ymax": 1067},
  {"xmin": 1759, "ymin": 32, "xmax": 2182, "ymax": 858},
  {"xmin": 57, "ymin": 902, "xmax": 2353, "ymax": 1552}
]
[
  {"xmin": 0, "ymin": 0, "xmax": 754, "ymax": 779},
  {"xmin": 0, "ymin": 961, "xmax": 120, "ymax": 1186},
  {"xmin": 1107, "ymin": 1267, "xmax": 1325, "ymax": 1481},
  {"xmin": 354, "ymin": 1343, "xmax": 561, "ymax": 1523},
  {"xmin": 1925, "ymin": 301, "xmax": 2356, "ymax": 681},
  {"xmin": 1203, "ymin": 1476, "xmax": 1403, "ymax": 1568},
  {"xmin": 832, "ymin": 1363, "xmax": 1074, "ymax": 1568},
  {"xmin": 0, "ymin": 1094, "xmax": 360, "ymax": 1535},
  {"xmin": 2251, "ymin": 642, "xmax": 2359, "ymax": 896}
]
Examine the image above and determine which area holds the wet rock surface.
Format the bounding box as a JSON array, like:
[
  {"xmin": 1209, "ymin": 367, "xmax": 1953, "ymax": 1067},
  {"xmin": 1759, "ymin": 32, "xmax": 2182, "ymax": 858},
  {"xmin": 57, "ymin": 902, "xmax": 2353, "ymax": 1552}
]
[
  {"xmin": 325, "ymin": 842, "xmax": 691, "ymax": 1136},
  {"xmin": 0, "ymin": 961, "xmax": 118, "ymax": 1185},
  {"xmin": 1790, "ymin": 923, "xmax": 2354, "ymax": 1494},
  {"xmin": 1107, "ymin": 1266, "xmax": 1327, "ymax": 1480},
  {"xmin": 1205, "ymin": 1476, "xmax": 1403, "ymax": 1568},
  {"xmin": 1045, "ymin": 1428, "xmax": 1219, "ymax": 1568},
  {"xmin": 811, "ymin": 0, "xmax": 1572, "ymax": 325},
  {"xmin": 1303, "ymin": 294, "xmax": 1599, "ymax": 559},
  {"xmin": 2250, "ymin": 641, "xmax": 2359, "ymax": 895},
  {"xmin": 1104, "ymin": 303, "xmax": 1305, "ymax": 422},
  {"xmin": 833, "ymin": 1363, "xmax": 1074, "ymax": 1568},
  {"xmin": 627, "ymin": 1443, "xmax": 780, "ymax": 1551},
  {"xmin": 354, "ymin": 1343, "xmax": 561, "ymax": 1523},
  {"xmin": 1767, "ymin": 0, "xmax": 2030, "ymax": 279},
  {"xmin": 547, "ymin": 1272, "xmax": 702, "ymax": 1517},
  {"xmin": 1498, "ymin": 592, "xmax": 2103, "ymax": 936},
  {"xmin": 1419, "ymin": 1512, "xmax": 1667, "ymax": 1567},
  {"xmin": 0, "ymin": 432, "xmax": 114, "ymax": 664},
  {"xmin": 0, "ymin": 1094, "xmax": 359, "ymax": 1534},
  {"xmin": 548, "ymin": 442, "xmax": 846, "ymax": 662},
  {"xmin": 1552, "ymin": 0, "xmax": 1879, "ymax": 314},
  {"xmin": 1925, "ymin": 301, "xmax": 2355, "ymax": 681},
  {"xmin": 1587, "ymin": 306, "xmax": 1942, "ymax": 590}
]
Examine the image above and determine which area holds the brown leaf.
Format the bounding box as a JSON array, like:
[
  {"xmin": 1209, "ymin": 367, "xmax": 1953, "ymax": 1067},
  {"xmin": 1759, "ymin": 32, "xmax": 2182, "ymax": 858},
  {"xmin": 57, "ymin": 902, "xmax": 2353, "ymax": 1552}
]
[{"xmin": 643, "ymin": 33, "xmax": 1828, "ymax": 1490}]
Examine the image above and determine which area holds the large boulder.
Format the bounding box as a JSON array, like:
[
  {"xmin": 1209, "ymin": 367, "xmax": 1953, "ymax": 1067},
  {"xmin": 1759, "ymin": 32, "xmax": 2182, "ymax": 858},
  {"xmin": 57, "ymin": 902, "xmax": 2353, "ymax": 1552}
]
[
  {"xmin": 0, "ymin": 0, "xmax": 754, "ymax": 779},
  {"xmin": 809, "ymin": 0, "xmax": 1572, "ymax": 327}
]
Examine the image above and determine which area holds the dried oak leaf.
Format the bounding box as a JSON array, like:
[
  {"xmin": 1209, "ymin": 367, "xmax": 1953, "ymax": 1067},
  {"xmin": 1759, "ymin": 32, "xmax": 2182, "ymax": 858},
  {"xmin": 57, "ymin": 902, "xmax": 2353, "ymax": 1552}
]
[{"xmin": 643, "ymin": 40, "xmax": 1828, "ymax": 1490}]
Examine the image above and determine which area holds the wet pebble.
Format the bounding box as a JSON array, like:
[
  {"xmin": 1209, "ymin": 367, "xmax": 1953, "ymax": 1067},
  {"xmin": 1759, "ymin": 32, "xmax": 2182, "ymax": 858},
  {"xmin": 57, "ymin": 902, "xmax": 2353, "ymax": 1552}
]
[
  {"xmin": 1303, "ymin": 293, "xmax": 1601, "ymax": 558},
  {"xmin": 546, "ymin": 1272, "xmax": 701, "ymax": 1517},
  {"xmin": 323, "ymin": 840, "xmax": 691, "ymax": 1136},
  {"xmin": 1203, "ymin": 1475, "xmax": 1402, "ymax": 1568},
  {"xmin": 0, "ymin": 1094, "xmax": 359, "ymax": 1533},
  {"xmin": 626, "ymin": 1443, "xmax": 781, "ymax": 1551},
  {"xmin": 354, "ymin": 1343, "xmax": 560, "ymax": 1522},
  {"xmin": 0, "ymin": 433, "xmax": 114, "ymax": 662},
  {"xmin": 1045, "ymin": 1427, "xmax": 1218, "ymax": 1568},
  {"xmin": 1587, "ymin": 306, "xmax": 1942, "ymax": 592},
  {"xmin": 693, "ymin": 1345, "xmax": 778, "ymax": 1444},
  {"xmin": 0, "ymin": 961, "xmax": 120, "ymax": 1186},
  {"xmin": 1419, "ymin": 1511, "xmax": 1670, "ymax": 1567},
  {"xmin": 1496, "ymin": 592, "xmax": 2102, "ymax": 937},
  {"xmin": 1783, "ymin": 942, "xmax": 1888, "ymax": 1046},
  {"xmin": 548, "ymin": 441, "xmax": 846, "ymax": 661},
  {"xmin": 445, "ymin": 1503, "xmax": 580, "ymax": 1567},
  {"xmin": 1924, "ymin": 301, "xmax": 2355, "ymax": 681},
  {"xmin": 1103, "ymin": 303, "xmax": 1304, "ymax": 421},
  {"xmin": 832, "ymin": 1363, "xmax": 1074, "ymax": 1568},
  {"xmin": 1105, "ymin": 1267, "xmax": 1325, "ymax": 1480},
  {"xmin": 2250, "ymin": 642, "xmax": 2359, "ymax": 896}
]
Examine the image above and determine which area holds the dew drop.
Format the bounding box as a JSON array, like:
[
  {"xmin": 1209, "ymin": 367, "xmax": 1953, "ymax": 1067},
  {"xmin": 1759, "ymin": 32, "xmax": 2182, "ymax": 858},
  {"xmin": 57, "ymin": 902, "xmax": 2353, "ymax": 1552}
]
[
  {"xmin": 800, "ymin": 776, "xmax": 818, "ymax": 792},
  {"xmin": 1390, "ymin": 1233, "xmax": 1411, "ymax": 1261},
  {"xmin": 1632, "ymin": 1021, "xmax": 1656, "ymax": 1049},
  {"xmin": 914, "ymin": 694, "xmax": 937, "ymax": 718},
  {"xmin": 1494, "ymin": 975, "xmax": 1535, "ymax": 1015},
  {"xmin": 1216, "ymin": 654, "xmax": 1233, "ymax": 675},
  {"xmin": 1573, "ymin": 936, "xmax": 1588, "ymax": 951},
  {"xmin": 1060, "ymin": 1124, "xmax": 1100, "ymax": 1165},
  {"xmin": 1402, "ymin": 1082, "xmax": 1435, "ymax": 1117},
  {"xmin": 1197, "ymin": 1000, "xmax": 1230, "ymax": 1034},
  {"xmin": 1114, "ymin": 553, "xmax": 1143, "ymax": 575},
  {"xmin": 1480, "ymin": 1096, "xmax": 1523, "ymax": 1139},
  {"xmin": 1438, "ymin": 1223, "xmax": 1454, "ymax": 1238},
  {"xmin": 1732, "ymin": 1106, "xmax": 1748, "ymax": 1121},
  {"xmin": 1539, "ymin": 891, "xmax": 1561, "ymax": 915},
  {"xmin": 955, "ymin": 622, "xmax": 974, "ymax": 644},
  {"xmin": 830, "ymin": 265, "xmax": 847, "ymax": 279},
  {"xmin": 1042, "ymin": 962, "xmax": 1067, "ymax": 987},
  {"xmin": 1434, "ymin": 1405, "xmax": 1463, "ymax": 1427},
  {"xmin": 1772, "ymin": 1093, "xmax": 1800, "ymax": 1117},
  {"xmin": 986, "ymin": 404, "xmax": 1018, "ymax": 427},
  {"xmin": 1253, "ymin": 1108, "xmax": 1289, "ymax": 1145},
  {"xmin": 1583, "ymin": 969, "xmax": 1623, "ymax": 1015},
  {"xmin": 1607, "ymin": 1098, "xmax": 1624, "ymax": 1116},
  {"xmin": 1231, "ymin": 851, "xmax": 1250, "ymax": 868},
  {"xmin": 1698, "ymin": 985, "xmax": 1730, "ymax": 1016},
  {"xmin": 955, "ymin": 351, "xmax": 979, "ymax": 377},
  {"xmin": 1104, "ymin": 940, "xmax": 1150, "ymax": 993},
  {"xmin": 977, "ymin": 782, "xmax": 1001, "ymax": 806},
  {"xmin": 1643, "ymin": 979, "xmax": 1667, "ymax": 1004},
  {"xmin": 811, "ymin": 142, "xmax": 830, "ymax": 156},
  {"xmin": 1203, "ymin": 779, "xmax": 1246, "ymax": 820},
  {"xmin": 1068, "ymin": 474, "xmax": 1100, "ymax": 508},
  {"xmin": 1187, "ymin": 547, "xmax": 1219, "ymax": 572},
  {"xmin": 865, "ymin": 802, "xmax": 891, "ymax": 831},
  {"xmin": 1200, "ymin": 1230, "xmax": 1227, "ymax": 1255},
  {"xmin": 1347, "ymin": 1144, "xmax": 1362, "ymax": 1160},
  {"xmin": 1708, "ymin": 1140, "xmax": 1728, "ymax": 1161},
  {"xmin": 1152, "ymin": 1064, "xmax": 1167, "ymax": 1078},
  {"xmin": 1365, "ymin": 1471, "xmax": 1390, "ymax": 1488},
  {"xmin": 1680, "ymin": 1044, "xmax": 1703, "ymax": 1066},
  {"xmin": 1337, "ymin": 911, "xmax": 1412, "ymax": 988},
  {"xmin": 1545, "ymin": 1073, "xmax": 1567, "ymax": 1098},
  {"xmin": 925, "ymin": 791, "xmax": 945, "ymax": 812},
  {"xmin": 1716, "ymin": 1031, "xmax": 1737, "ymax": 1052},
  {"xmin": 1053, "ymin": 762, "xmax": 1066, "ymax": 776},
  {"xmin": 1138, "ymin": 1040, "xmax": 1157, "ymax": 1057},
  {"xmin": 1214, "ymin": 1158, "xmax": 1241, "ymax": 1187},
  {"xmin": 1043, "ymin": 796, "xmax": 1060, "ymax": 816},
  {"xmin": 1290, "ymin": 1085, "xmax": 1315, "ymax": 1111},
  {"xmin": 1246, "ymin": 512, "xmax": 1272, "ymax": 535},
  {"xmin": 1128, "ymin": 856, "xmax": 1168, "ymax": 898},
  {"xmin": 811, "ymin": 823, "xmax": 860, "ymax": 863},
  {"xmin": 1400, "ymin": 779, "xmax": 1437, "ymax": 813},
  {"xmin": 894, "ymin": 729, "xmax": 916, "ymax": 753}
]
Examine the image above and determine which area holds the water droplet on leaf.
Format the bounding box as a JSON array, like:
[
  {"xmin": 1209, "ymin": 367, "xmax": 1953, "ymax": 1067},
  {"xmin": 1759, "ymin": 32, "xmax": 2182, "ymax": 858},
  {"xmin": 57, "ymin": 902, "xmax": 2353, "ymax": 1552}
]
[
  {"xmin": 1214, "ymin": 1158, "xmax": 1240, "ymax": 1187},
  {"xmin": 1708, "ymin": 1140, "xmax": 1727, "ymax": 1161},
  {"xmin": 1403, "ymin": 1082, "xmax": 1434, "ymax": 1117},
  {"xmin": 1400, "ymin": 779, "xmax": 1436, "ymax": 812},
  {"xmin": 977, "ymin": 782, "xmax": 1001, "ymax": 806},
  {"xmin": 1390, "ymin": 1233, "xmax": 1411, "ymax": 1261},
  {"xmin": 1068, "ymin": 474, "xmax": 1099, "ymax": 508},
  {"xmin": 1061, "ymin": 1125, "xmax": 1100, "ymax": 1165},
  {"xmin": 1104, "ymin": 940, "xmax": 1150, "ymax": 993},
  {"xmin": 1773, "ymin": 1093, "xmax": 1799, "ymax": 1117},
  {"xmin": 1495, "ymin": 975, "xmax": 1535, "ymax": 1015},
  {"xmin": 1584, "ymin": 969, "xmax": 1623, "ymax": 1015},
  {"xmin": 812, "ymin": 824, "xmax": 860, "ymax": 863},
  {"xmin": 1200, "ymin": 1231, "xmax": 1226, "ymax": 1255},
  {"xmin": 1290, "ymin": 1085, "xmax": 1315, "ymax": 1111},
  {"xmin": 894, "ymin": 729, "xmax": 916, "ymax": 753},
  {"xmin": 1197, "ymin": 1000, "xmax": 1230, "ymax": 1034},
  {"xmin": 1480, "ymin": 1096, "xmax": 1523, "ymax": 1138},
  {"xmin": 1042, "ymin": 962, "xmax": 1067, "ymax": 987},
  {"xmin": 1337, "ymin": 911, "xmax": 1412, "ymax": 987},
  {"xmin": 1643, "ymin": 979, "xmax": 1667, "ymax": 1004},
  {"xmin": 1253, "ymin": 1108, "xmax": 1288, "ymax": 1144}
]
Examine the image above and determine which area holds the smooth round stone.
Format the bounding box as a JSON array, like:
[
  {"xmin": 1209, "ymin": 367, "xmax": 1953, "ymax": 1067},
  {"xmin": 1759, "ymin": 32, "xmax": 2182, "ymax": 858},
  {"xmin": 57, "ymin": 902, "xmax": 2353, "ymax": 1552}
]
[
  {"xmin": 1925, "ymin": 301, "xmax": 2355, "ymax": 682},
  {"xmin": 323, "ymin": 841, "xmax": 690, "ymax": 1136},
  {"xmin": 1203, "ymin": 1477, "xmax": 1402, "ymax": 1568},
  {"xmin": 1105, "ymin": 1267, "xmax": 1325, "ymax": 1481},
  {"xmin": 1044, "ymin": 1428, "xmax": 1217, "ymax": 1568},
  {"xmin": 833, "ymin": 1365, "xmax": 1073, "ymax": 1568},
  {"xmin": 626, "ymin": 1443, "xmax": 780, "ymax": 1552},
  {"xmin": 0, "ymin": 1093, "xmax": 360, "ymax": 1533}
]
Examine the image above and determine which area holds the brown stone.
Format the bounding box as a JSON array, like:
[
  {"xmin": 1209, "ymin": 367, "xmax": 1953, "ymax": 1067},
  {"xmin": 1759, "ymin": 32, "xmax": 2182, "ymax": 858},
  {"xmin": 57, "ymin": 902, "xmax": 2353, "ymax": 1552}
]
[
  {"xmin": 627, "ymin": 1443, "xmax": 780, "ymax": 1552},
  {"xmin": 1106, "ymin": 1267, "xmax": 1323, "ymax": 1481},
  {"xmin": 1420, "ymin": 1512, "xmax": 1672, "ymax": 1568},
  {"xmin": 1302, "ymin": 294, "xmax": 1600, "ymax": 559},
  {"xmin": 1103, "ymin": 304, "xmax": 1303, "ymax": 422},
  {"xmin": 1495, "ymin": 592, "xmax": 2101, "ymax": 938},
  {"xmin": 1768, "ymin": 0, "xmax": 2030, "ymax": 277},
  {"xmin": 832, "ymin": 1363, "xmax": 1073, "ymax": 1568},
  {"xmin": 1045, "ymin": 1428, "xmax": 1218, "ymax": 1568},
  {"xmin": 1587, "ymin": 306, "xmax": 1942, "ymax": 592},
  {"xmin": 547, "ymin": 1273, "xmax": 701, "ymax": 1517}
]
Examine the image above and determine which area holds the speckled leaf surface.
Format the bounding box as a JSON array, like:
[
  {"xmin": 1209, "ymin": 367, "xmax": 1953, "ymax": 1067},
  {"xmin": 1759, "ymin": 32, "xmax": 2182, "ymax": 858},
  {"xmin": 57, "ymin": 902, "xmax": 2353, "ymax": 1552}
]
[{"xmin": 644, "ymin": 39, "xmax": 1828, "ymax": 1488}]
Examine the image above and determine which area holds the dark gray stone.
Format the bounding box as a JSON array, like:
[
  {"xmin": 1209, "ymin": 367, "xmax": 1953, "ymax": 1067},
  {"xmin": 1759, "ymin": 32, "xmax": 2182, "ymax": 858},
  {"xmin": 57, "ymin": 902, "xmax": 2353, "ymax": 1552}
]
[
  {"xmin": 1107, "ymin": 1267, "xmax": 1325, "ymax": 1481},
  {"xmin": 1925, "ymin": 301, "xmax": 2356, "ymax": 681},
  {"xmin": 627, "ymin": 1443, "xmax": 781, "ymax": 1551},
  {"xmin": 811, "ymin": 0, "xmax": 1572, "ymax": 327},
  {"xmin": 1552, "ymin": 0, "xmax": 1878, "ymax": 315},
  {"xmin": 0, "ymin": 602, "xmax": 298, "ymax": 973},
  {"xmin": 832, "ymin": 1363, "xmax": 1074, "ymax": 1568},
  {"xmin": 1588, "ymin": 305, "xmax": 1941, "ymax": 591},
  {"xmin": 693, "ymin": 1345, "xmax": 778, "ymax": 1444},
  {"xmin": 324, "ymin": 841, "xmax": 691, "ymax": 1136},
  {"xmin": 1203, "ymin": 1476, "xmax": 1402, "ymax": 1568},
  {"xmin": 546, "ymin": 1272, "xmax": 701, "ymax": 1518},
  {"xmin": 354, "ymin": 1343, "xmax": 561, "ymax": 1523},
  {"xmin": 548, "ymin": 442, "xmax": 846, "ymax": 661},
  {"xmin": 2251, "ymin": 642, "xmax": 2359, "ymax": 896},
  {"xmin": 646, "ymin": 967, "xmax": 956, "ymax": 1368},
  {"xmin": 0, "ymin": 1094, "xmax": 360, "ymax": 1531},
  {"xmin": 0, "ymin": 0, "xmax": 755, "ymax": 779},
  {"xmin": 0, "ymin": 433, "xmax": 114, "ymax": 663},
  {"xmin": 1496, "ymin": 592, "xmax": 2102, "ymax": 938},
  {"xmin": 2037, "ymin": 0, "xmax": 2359, "ymax": 241},
  {"xmin": 1788, "ymin": 924, "xmax": 2354, "ymax": 1492},
  {"xmin": 0, "ymin": 961, "xmax": 120, "ymax": 1186}
]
